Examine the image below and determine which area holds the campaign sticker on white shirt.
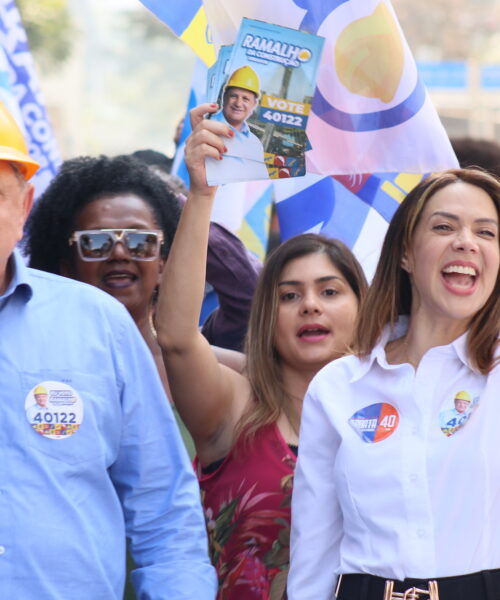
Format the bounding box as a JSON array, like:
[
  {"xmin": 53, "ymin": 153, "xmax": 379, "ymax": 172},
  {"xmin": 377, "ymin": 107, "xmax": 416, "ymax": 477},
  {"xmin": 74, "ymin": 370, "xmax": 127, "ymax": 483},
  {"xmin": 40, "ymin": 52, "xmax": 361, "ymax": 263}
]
[
  {"xmin": 349, "ymin": 403, "xmax": 399, "ymax": 443},
  {"xmin": 24, "ymin": 381, "xmax": 83, "ymax": 439},
  {"xmin": 439, "ymin": 390, "xmax": 478, "ymax": 437}
]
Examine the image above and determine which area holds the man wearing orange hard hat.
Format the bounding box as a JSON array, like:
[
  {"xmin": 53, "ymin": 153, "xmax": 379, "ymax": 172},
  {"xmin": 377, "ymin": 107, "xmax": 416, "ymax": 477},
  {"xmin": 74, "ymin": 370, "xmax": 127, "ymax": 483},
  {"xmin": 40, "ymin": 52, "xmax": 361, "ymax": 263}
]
[
  {"xmin": 0, "ymin": 101, "xmax": 40, "ymax": 179},
  {"xmin": 0, "ymin": 101, "xmax": 39, "ymax": 295},
  {"xmin": 0, "ymin": 101, "xmax": 216, "ymax": 599}
]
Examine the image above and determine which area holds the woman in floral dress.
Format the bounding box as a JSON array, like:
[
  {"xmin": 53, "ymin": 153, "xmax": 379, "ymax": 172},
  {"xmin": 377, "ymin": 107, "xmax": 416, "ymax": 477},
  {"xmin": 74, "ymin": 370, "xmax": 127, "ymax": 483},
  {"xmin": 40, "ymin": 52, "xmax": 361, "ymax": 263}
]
[{"xmin": 155, "ymin": 103, "xmax": 368, "ymax": 599}]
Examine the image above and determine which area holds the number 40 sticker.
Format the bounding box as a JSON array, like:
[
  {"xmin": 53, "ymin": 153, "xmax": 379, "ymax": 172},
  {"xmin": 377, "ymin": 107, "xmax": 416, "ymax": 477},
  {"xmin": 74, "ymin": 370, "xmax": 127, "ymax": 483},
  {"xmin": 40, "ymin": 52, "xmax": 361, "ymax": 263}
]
[
  {"xmin": 348, "ymin": 403, "xmax": 399, "ymax": 443},
  {"xmin": 380, "ymin": 413, "xmax": 397, "ymax": 428}
]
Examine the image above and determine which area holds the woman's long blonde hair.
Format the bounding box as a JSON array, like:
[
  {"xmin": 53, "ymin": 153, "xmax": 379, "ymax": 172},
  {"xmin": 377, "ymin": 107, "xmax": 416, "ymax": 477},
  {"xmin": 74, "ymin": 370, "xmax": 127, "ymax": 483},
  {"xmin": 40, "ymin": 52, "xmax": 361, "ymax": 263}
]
[
  {"xmin": 354, "ymin": 168, "xmax": 500, "ymax": 374},
  {"xmin": 238, "ymin": 234, "xmax": 368, "ymax": 441}
]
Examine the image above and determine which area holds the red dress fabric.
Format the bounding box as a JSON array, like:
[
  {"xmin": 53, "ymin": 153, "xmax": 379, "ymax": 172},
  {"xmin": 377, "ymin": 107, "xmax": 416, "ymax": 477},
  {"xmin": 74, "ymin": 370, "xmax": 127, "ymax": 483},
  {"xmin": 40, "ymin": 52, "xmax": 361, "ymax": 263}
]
[{"xmin": 196, "ymin": 423, "xmax": 296, "ymax": 600}]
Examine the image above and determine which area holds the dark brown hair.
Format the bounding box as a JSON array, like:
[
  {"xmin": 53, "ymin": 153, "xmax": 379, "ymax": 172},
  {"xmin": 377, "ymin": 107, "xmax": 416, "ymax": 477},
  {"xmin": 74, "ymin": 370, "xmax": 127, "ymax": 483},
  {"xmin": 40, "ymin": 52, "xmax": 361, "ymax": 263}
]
[
  {"xmin": 354, "ymin": 168, "xmax": 500, "ymax": 374},
  {"xmin": 240, "ymin": 234, "xmax": 368, "ymax": 439}
]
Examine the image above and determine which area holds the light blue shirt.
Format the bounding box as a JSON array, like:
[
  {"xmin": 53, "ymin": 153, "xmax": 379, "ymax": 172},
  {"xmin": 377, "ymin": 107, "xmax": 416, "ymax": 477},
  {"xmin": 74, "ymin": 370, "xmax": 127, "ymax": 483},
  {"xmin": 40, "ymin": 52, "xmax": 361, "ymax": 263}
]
[
  {"xmin": 439, "ymin": 407, "xmax": 470, "ymax": 430},
  {"xmin": 206, "ymin": 110, "xmax": 269, "ymax": 185},
  {"xmin": 0, "ymin": 250, "xmax": 216, "ymax": 599}
]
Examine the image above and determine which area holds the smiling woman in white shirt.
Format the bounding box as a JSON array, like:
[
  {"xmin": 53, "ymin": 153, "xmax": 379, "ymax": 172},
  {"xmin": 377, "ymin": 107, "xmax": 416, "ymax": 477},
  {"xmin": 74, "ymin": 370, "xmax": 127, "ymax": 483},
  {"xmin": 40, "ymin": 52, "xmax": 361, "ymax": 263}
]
[{"xmin": 288, "ymin": 168, "xmax": 500, "ymax": 600}]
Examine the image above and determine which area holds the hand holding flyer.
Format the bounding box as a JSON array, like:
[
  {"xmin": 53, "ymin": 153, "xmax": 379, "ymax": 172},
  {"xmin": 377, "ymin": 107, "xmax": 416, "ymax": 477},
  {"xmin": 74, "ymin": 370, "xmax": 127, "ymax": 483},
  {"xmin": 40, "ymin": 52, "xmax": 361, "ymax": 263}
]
[
  {"xmin": 186, "ymin": 103, "xmax": 231, "ymax": 197},
  {"xmin": 205, "ymin": 18, "xmax": 324, "ymax": 185}
]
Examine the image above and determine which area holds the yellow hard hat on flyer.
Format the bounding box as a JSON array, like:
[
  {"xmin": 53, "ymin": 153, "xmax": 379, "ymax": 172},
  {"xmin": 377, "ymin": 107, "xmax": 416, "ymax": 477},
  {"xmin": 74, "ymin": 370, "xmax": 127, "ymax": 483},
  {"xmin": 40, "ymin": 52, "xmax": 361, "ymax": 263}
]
[
  {"xmin": 455, "ymin": 391, "xmax": 471, "ymax": 403},
  {"xmin": 34, "ymin": 385, "xmax": 48, "ymax": 395},
  {"xmin": 0, "ymin": 101, "xmax": 40, "ymax": 180},
  {"xmin": 226, "ymin": 66, "xmax": 260, "ymax": 97}
]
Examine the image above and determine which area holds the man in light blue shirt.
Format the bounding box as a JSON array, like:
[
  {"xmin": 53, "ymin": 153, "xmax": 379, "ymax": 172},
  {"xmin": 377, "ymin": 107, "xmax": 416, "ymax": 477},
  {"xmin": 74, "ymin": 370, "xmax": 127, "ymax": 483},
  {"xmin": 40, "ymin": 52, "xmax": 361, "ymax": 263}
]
[
  {"xmin": 26, "ymin": 384, "xmax": 50, "ymax": 422},
  {"xmin": 0, "ymin": 104, "xmax": 216, "ymax": 598},
  {"xmin": 206, "ymin": 66, "xmax": 269, "ymax": 185}
]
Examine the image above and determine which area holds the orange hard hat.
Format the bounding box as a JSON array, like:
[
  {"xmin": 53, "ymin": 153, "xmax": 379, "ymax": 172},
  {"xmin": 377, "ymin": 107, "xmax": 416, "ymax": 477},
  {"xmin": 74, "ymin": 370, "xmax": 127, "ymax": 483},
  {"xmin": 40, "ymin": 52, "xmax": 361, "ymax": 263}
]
[{"xmin": 0, "ymin": 101, "xmax": 40, "ymax": 179}]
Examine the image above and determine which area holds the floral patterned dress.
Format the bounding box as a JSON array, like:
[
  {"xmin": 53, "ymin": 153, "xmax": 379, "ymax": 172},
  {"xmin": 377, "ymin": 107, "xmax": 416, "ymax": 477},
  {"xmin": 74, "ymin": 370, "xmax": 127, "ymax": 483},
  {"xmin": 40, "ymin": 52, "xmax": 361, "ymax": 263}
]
[{"xmin": 196, "ymin": 423, "xmax": 296, "ymax": 600}]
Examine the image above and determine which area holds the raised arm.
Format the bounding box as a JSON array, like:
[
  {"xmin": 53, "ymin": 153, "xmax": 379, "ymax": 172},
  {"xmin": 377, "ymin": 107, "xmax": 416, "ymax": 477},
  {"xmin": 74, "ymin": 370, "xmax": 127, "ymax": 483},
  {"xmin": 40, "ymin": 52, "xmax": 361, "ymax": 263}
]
[{"xmin": 155, "ymin": 104, "xmax": 251, "ymax": 465}]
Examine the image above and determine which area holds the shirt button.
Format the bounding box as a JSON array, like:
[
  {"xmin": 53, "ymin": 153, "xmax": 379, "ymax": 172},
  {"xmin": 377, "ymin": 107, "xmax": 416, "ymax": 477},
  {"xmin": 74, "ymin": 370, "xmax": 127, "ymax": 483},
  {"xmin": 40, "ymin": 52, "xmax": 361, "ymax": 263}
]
[
  {"xmin": 410, "ymin": 473, "xmax": 418, "ymax": 483},
  {"xmin": 411, "ymin": 427, "xmax": 418, "ymax": 435},
  {"xmin": 417, "ymin": 529, "xmax": 425, "ymax": 538},
  {"xmin": 0, "ymin": 546, "xmax": 5, "ymax": 556}
]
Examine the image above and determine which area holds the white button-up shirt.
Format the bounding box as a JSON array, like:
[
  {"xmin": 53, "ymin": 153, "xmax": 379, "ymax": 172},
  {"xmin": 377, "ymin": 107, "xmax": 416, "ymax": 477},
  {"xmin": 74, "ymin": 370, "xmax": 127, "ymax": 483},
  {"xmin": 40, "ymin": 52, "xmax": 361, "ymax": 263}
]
[{"xmin": 288, "ymin": 320, "xmax": 500, "ymax": 600}]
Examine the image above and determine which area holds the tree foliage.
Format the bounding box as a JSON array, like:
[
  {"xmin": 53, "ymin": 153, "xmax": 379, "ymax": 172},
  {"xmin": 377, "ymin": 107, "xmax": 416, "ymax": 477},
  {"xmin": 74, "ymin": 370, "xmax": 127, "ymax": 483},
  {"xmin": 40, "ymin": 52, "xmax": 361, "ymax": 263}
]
[
  {"xmin": 17, "ymin": 0, "xmax": 74, "ymax": 69},
  {"xmin": 120, "ymin": 8, "xmax": 180, "ymax": 44}
]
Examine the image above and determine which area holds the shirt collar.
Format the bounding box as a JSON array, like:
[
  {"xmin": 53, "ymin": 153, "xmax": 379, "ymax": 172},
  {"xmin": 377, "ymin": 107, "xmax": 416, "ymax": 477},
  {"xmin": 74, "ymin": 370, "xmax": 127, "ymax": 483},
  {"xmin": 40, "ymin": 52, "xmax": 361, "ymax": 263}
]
[
  {"xmin": 349, "ymin": 316, "xmax": 475, "ymax": 382},
  {"xmin": 219, "ymin": 111, "xmax": 250, "ymax": 137},
  {"xmin": 349, "ymin": 317, "xmax": 408, "ymax": 382},
  {"xmin": 451, "ymin": 330, "xmax": 476, "ymax": 372},
  {"xmin": 238, "ymin": 120, "xmax": 250, "ymax": 136},
  {"xmin": 0, "ymin": 248, "xmax": 33, "ymax": 304}
]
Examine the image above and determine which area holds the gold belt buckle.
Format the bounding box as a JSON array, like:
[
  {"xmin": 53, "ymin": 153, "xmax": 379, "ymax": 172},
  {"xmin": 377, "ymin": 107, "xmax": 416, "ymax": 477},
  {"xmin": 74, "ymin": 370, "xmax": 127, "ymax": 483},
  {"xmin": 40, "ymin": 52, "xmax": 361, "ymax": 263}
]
[{"xmin": 383, "ymin": 580, "xmax": 439, "ymax": 600}]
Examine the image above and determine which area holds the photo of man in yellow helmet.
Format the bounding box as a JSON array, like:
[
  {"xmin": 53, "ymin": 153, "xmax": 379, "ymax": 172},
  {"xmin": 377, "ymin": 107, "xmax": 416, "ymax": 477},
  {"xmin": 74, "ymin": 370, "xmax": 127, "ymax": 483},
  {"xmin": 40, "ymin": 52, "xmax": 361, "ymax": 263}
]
[
  {"xmin": 207, "ymin": 65, "xmax": 269, "ymax": 184},
  {"xmin": 439, "ymin": 390, "xmax": 476, "ymax": 436},
  {"xmin": 222, "ymin": 66, "xmax": 260, "ymax": 131},
  {"xmin": 26, "ymin": 384, "xmax": 50, "ymax": 421}
]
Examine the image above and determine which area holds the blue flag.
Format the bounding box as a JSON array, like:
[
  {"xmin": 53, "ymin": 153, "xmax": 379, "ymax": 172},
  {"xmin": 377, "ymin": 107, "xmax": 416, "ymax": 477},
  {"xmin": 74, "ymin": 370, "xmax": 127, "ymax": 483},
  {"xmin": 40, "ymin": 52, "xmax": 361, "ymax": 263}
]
[{"xmin": 0, "ymin": 0, "xmax": 60, "ymax": 195}]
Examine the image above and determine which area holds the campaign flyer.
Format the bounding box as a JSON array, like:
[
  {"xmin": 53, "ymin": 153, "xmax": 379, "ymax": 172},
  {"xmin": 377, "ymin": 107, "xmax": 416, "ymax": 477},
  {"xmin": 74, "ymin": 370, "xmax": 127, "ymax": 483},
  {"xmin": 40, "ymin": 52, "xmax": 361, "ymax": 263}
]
[{"xmin": 205, "ymin": 18, "xmax": 325, "ymax": 185}]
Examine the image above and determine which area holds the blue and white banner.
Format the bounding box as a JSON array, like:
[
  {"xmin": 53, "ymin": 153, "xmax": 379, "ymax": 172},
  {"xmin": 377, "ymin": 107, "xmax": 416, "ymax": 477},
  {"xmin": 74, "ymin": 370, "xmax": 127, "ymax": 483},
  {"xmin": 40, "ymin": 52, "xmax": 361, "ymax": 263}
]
[
  {"xmin": 139, "ymin": 0, "xmax": 458, "ymax": 273},
  {"xmin": 138, "ymin": 0, "xmax": 215, "ymax": 65},
  {"xmin": 274, "ymin": 171, "xmax": 424, "ymax": 279},
  {"xmin": 0, "ymin": 0, "xmax": 60, "ymax": 194},
  {"xmin": 200, "ymin": 0, "xmax": 458, "ymax": 175}
]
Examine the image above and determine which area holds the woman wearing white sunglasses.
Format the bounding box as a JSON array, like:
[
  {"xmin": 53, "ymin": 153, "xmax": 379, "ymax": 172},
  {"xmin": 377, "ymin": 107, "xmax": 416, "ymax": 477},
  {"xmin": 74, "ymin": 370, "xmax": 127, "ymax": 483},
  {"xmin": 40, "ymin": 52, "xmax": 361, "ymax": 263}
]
[{"xmin": 24, "ymin": 154, "xmax": 257, "ymax": 452}]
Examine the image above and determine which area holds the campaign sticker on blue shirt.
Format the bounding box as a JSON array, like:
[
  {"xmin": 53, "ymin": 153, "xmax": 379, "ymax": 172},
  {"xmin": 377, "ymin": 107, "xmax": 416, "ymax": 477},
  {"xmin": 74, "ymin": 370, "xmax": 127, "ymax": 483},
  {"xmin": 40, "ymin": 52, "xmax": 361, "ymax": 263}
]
[
  {"xmin": 25, "ymin": 381, "xmax": 83, "ymax": 439},
  {"xmin": 349, "ymin": 403, "xmax": 399, "ymax": 443}
]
